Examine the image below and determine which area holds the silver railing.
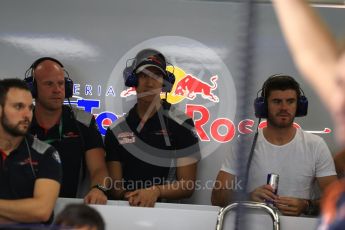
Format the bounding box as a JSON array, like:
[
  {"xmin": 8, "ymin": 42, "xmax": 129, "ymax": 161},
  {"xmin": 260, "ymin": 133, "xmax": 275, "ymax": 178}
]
[{"xmin": 215, "ymin": 201, "xmax": 280, "ymax": 230}]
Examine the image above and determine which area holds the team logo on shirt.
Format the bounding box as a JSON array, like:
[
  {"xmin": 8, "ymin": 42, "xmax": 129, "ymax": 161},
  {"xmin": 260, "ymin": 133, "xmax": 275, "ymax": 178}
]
[
  {"xmin": 118, "ymin": 132, "xmax": 136, "ymax": 145},
  {"xmin": 62, "ymin": 132, "xmax": 79, "ymax": 138},
  {"xmin": 52, "ymin": 151, "xmax": 61, "ymax": 164},
  {"xmin": 18, "ymin": 158, "xmax": 38, "ymax": 166},
  {"xmin": 191, "ymin": 127, "xmax": 199, "ymax": 138},
  {"xmin": 154, "ymin": 129, "xmax": 170, "ymax": 136}
]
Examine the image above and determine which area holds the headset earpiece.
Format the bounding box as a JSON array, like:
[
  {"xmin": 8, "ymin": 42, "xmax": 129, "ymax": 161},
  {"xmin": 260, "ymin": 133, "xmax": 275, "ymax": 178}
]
[
  {"xmin": 123, "ymin": 65, "xmax": 138, "ymax": 87},
  {"xmin": 64, "ymin": 76, "xmax": 74, "ymax": 98},
  {"xmin": 23, "ymin": 76, "xmax": 37, "ymax": 98},
  {"xmin": 254, "ymin": 96, "xmax": 267, "ymax": 118},
  {"xmin": 296, "ymin": 95, "xmax": 308, "ymax": 117},
  {"xmin": 162, "ymin": 71, "xmax": 175, "ymax": 92},
  {"xmin": 24, "ymin": 57, "xmax": 74, "ymax": 98}
]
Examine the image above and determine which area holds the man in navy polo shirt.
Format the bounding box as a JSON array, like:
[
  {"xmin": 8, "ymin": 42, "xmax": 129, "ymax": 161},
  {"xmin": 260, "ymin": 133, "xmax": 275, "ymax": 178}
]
[
  {"xmin": 105, "ymin": 49, "xmax": 200, "ymax": 207},
  {"xmin": 0, "ymin": 78, "xmax": 61, "ymax": 224}
]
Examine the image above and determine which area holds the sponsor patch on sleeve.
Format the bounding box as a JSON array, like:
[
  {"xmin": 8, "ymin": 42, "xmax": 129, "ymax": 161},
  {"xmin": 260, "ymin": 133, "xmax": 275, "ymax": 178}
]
[
  {"xmin": 117, "ymin": 132, "xmax": 136, "ymax": 145},
  {"xmin": 52, "ymin": 151, "xmax": 61, "ymax": 164}
]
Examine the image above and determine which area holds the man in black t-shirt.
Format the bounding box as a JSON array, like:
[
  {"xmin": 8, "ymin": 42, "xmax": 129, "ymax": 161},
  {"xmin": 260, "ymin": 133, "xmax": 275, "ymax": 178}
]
[
  {"xmin": 30, "ymin": 105, "xmax": 105, "ymax": 199},
  {"xmin": 105, "ymin": 49, "xmax": 200, "ymax": 207},
  {"xmin": 0, "ymin": 79, "xmax": 61, "ymax": 224},
  {"xmin": 26, "ymin": 57, "xmax": 109, "ymax": 204}
]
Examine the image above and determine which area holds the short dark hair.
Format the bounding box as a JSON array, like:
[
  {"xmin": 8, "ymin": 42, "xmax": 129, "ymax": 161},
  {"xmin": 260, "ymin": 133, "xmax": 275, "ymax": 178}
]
[
  {"xmin": 0, "ymin": 78, "xmax": 31, "ymax": 107},
  {"xmin": 262, "ymin": 74, "xmax": 301, "ymax": 100},
  {"xmin": 55, "ymin": 204, "xmax": 105, "ymax": 230}
]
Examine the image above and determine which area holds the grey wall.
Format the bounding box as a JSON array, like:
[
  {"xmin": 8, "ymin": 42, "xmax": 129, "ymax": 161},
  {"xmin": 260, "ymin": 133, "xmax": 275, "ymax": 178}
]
[{"xmin": 0, "ymin": 0, "xmax": 344, "ymax": 205}]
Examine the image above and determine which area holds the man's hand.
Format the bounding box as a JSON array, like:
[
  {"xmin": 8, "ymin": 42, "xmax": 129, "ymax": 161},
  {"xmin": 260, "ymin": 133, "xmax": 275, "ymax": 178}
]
[
  {"xmin": 125, "ymin": 186, "xmax": 161, "ymax": 207},
  {"xmin": 250, "ymin": 185, "xmax": 278, "ymax": 202},
  {"xmin": 275, "ymin": 196, "xmax": 308, "ymax": 216},
  {"xmin": 84, "ymin": 188, "xmax": 107, "ymax": 204}
]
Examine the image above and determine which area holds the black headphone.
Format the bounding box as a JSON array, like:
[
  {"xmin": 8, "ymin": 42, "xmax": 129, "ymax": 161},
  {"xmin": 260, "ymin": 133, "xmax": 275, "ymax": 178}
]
[
  {"xmin": 24, "ymin": 57, "xmax": 74, "ymax": 98},
  {"xmin": 254, "ymin": 74, "xmax": 308, "ymax": 118},
  {"xmin": 123, "ymin": 49, "xmax": 175, "ymax": 92}
]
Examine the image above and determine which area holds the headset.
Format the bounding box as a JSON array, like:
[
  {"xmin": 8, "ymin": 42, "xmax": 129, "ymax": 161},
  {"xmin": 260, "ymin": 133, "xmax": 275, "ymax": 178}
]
[
  {"xmin": 254, "ymin": 74, "xmax": 308, "ymax": 118},
  {"xmin": 123, "ymin": 49, "xmax": 175, "ymax": 92},
  {"xmin": 24, "ymin": 57, "xmax": 74, "ymax": 98}
]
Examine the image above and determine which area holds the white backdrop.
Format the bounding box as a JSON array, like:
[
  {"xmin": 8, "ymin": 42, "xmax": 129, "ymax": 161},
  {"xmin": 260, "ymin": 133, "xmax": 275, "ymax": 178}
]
[{"xmin": 0, "ymin": 0, "xmax": 344, "ymax": 205}]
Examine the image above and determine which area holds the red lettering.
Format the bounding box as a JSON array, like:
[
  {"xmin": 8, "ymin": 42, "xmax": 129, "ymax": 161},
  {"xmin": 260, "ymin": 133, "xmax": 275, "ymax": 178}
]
[
  {"xmin": 210, "ymin": 118, "xmax": 235, "ymax": 143},
  {"xmin": 238, "ymin": 119, "xmax": 255, "ymax": 134},
  {"xmin": 185, "ymin": 104, "xmax": 210, "ymax": 141}
]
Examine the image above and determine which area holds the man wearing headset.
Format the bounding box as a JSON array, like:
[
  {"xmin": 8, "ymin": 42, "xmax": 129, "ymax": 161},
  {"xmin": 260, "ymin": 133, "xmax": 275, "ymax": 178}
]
[
  {"xmin": 271, "ymin": 0, "xmax": 345, "ymax": 227},
  {"xmin": 0, "ymin": 78, "xmax": 61, "ymax": 224},
  {"xmin": 27, "ymin": 57, "xmax": 109, "ymax": 204},
  {"xmin": 211, "ymin": 75, "xmax": 337, "ymax": 216},
  {"xmin": 105, "ymin": 49, "xmax": 200, "ymax": 207}
]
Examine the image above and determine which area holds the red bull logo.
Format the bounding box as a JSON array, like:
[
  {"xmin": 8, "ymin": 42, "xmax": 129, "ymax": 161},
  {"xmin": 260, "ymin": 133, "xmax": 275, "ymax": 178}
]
[
  {"xmin": 120, "ymin": 66, "xmax": 220, "ymax": 104},
  {"xmin": 120, "ymin": 87, "xmax": 136, "ymax": 97},
  {"xmin": 172, "ymin": 74, "xmax": 219, "ymax": 102},
  {"xmin": 167, "ymin": 66, "xmax": 219, "ymax": 104}
]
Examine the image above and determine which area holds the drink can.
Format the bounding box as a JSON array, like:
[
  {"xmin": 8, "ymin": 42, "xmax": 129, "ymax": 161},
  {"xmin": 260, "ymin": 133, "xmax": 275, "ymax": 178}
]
[{"xmin": 267, "ymin": 173, "xmax": 279, "ymax": 195}]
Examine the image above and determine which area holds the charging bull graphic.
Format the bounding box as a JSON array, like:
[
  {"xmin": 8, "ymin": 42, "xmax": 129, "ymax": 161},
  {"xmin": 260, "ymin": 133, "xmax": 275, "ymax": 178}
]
[
  {"xmin": 120, "ymin": 66, "xmax": 220, "ymax": 104},
  {"xmin": 120, "ymin": 87, "xmax": 136, "ymax": 97},
  {"xmin": 173, "ymin": 74, "xmax": 219, "ymax": 102}
]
